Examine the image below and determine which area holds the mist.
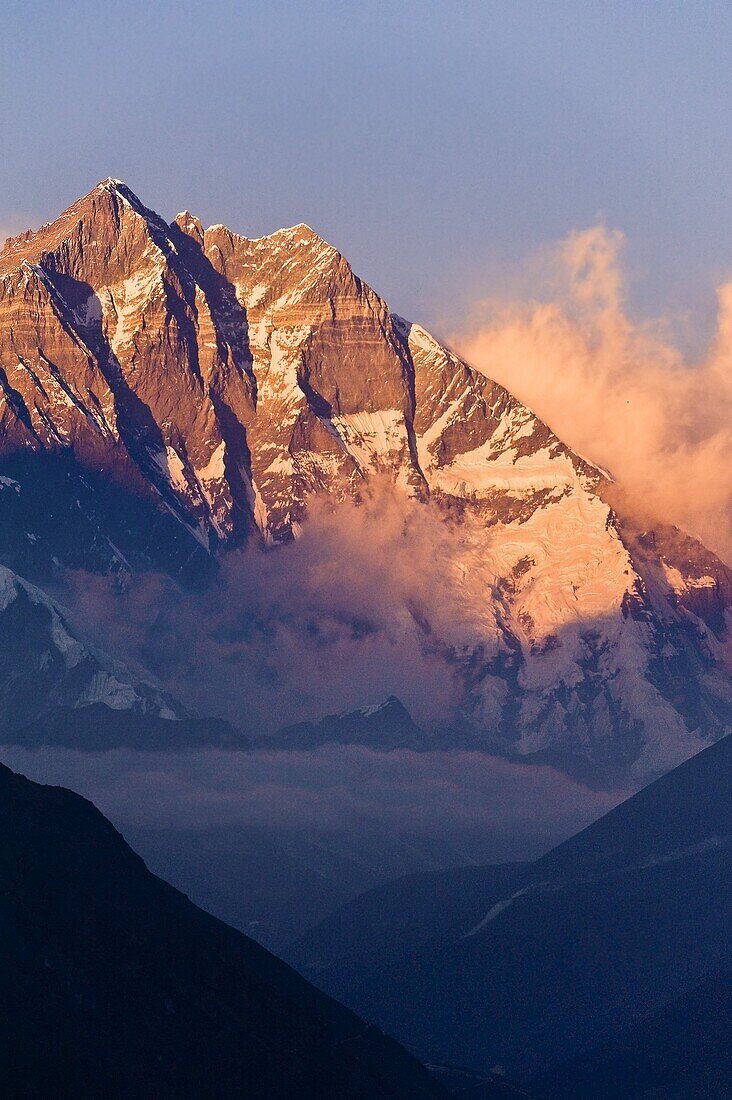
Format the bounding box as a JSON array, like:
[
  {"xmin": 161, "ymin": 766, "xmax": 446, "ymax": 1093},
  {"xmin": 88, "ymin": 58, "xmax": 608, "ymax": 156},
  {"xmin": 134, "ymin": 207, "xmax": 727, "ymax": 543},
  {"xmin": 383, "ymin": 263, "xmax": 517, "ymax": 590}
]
[
  {"xmin": 60, "ymin": 484, "xmax": 500, "ymax": 735},
  {"xmin": 0, "ymin": 743, "xmax": 624, "ymax": 946},
  {"xmin": 0, "ymin": 743, "xmax": 621, "ymax": 836}
]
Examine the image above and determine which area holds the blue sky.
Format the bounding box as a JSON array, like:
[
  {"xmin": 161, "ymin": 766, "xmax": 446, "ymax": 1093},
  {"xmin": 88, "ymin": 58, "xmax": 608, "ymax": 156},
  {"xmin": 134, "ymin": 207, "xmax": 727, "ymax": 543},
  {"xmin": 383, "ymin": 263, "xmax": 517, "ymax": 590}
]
[{"xmin": 2, "ymin": 1, "xmax": 730, "ymax": 346}]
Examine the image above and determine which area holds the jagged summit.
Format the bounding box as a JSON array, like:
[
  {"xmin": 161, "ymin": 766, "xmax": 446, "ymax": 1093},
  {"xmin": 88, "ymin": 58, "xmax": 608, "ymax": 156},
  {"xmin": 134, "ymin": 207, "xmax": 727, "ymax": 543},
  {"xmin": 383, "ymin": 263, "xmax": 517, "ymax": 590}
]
[
  {"xmin": 93, "ymin": 177, "xmax": 133, "ymax": 199},
  {"xmin": 0, "ymin": 181, "xmax": 729, "ymax": 780},
  {"xmin": 0, "ymin": 177, "xmax": 163, "ymax": 276},
  {"xmin": 2, "ymin": 178, "xmax": 335, "ymax": 276}
]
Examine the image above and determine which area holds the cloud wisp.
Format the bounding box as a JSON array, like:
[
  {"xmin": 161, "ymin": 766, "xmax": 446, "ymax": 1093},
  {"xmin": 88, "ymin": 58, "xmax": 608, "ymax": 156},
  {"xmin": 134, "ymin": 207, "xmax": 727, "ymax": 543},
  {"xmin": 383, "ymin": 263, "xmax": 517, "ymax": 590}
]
[
  {"xmin": 451, "ymin": 225, "xmax": 732, "ymax": 564},
  {"xmin": 61, "ymin": 485, "xmax": 482, "ymax": 735}
]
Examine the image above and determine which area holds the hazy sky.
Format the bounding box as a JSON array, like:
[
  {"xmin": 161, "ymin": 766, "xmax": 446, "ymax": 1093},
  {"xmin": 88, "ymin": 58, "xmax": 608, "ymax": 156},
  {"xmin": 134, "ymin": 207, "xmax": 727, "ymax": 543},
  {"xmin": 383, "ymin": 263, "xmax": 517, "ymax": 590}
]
[{"xmin": 2, "ymin": 1, "xmax": 731, "ymax": 345}]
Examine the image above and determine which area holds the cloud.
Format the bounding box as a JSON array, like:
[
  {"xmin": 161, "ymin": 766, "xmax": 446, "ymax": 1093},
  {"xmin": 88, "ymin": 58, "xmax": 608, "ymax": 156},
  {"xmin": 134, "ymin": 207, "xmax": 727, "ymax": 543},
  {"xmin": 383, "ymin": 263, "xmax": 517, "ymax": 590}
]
[
  {"xmin": 0, "ymin": 742, "xmax": 625, "ymax": 944},
  {"xmin": 0, "ymin": 743, "xmax": 623, "ymax": 856},
  {"xmin": 60, "ymin": 483, "xmax": 493, "ymax": 734},
  {"xmin": 451, "ymin": 225, "xmax": 732, "ymax": 563}
]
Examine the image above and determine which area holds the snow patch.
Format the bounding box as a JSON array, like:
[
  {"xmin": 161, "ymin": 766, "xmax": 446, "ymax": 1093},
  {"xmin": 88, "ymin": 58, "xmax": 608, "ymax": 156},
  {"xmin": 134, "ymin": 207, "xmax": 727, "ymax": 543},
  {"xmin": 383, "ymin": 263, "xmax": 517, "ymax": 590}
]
[{"xmin": 330, "ymin": 409, "xmax": 407, "ymax": 470}]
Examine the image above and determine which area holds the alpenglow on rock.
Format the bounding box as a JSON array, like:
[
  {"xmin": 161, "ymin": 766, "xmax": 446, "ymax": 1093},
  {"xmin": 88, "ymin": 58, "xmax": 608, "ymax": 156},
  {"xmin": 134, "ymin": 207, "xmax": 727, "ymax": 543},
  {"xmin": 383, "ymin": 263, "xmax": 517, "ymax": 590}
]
[{"xmin": 0, "ymin": 179, "xmax": 730, "ymax": 781}]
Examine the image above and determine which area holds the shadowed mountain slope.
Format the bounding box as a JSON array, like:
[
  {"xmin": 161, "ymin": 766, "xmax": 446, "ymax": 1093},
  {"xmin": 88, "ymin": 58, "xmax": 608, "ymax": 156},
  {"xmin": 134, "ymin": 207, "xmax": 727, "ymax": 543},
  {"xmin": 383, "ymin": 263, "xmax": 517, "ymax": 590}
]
[{"xmin": 291, "ymin": 735, "xmax": 732, "ymax": 1093}]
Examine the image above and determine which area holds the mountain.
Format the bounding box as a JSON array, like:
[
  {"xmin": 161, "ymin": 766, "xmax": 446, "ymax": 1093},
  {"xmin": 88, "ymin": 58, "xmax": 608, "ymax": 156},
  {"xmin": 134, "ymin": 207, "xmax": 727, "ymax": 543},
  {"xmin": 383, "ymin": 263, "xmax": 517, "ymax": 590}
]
[
  {"xmin": 0, "ymin": 758, "xmax": 461, "ymax": 1099},
  {"xmin": 128, "ymin": 814, "xmax": 509, "ymax": 954},
  {"xmin": 290, "ymin": 734, "xmax": 732, "ymax": 1094},
  {"xmin": 265, "ymin": 695, "xmax": 428, "ymax": 750},
  {"xmin": 534, "ymin": 971, "xmax": 731, "ymax": 1099},
  {"xmin": 1, "ymin": 179, "xmax": 730, "ymax": 780},
  {"xmin": 14, "ymin": 702, "xmax": 246, "ymax": 751}
]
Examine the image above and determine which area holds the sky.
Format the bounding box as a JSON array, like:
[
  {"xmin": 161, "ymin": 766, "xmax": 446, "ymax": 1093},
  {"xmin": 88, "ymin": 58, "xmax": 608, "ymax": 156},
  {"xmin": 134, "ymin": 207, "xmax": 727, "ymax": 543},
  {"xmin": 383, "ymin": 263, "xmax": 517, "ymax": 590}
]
[{"xmin": 2, "ymin": 1, "xmax": 731, "ymax": 349}]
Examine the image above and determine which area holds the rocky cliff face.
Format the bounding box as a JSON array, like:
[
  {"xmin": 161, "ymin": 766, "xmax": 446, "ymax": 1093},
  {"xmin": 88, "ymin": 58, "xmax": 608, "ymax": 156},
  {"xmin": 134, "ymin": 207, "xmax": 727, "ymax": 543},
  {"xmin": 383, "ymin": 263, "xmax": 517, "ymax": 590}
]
[{"xmin": 0, "ymin": 179, "xmax": 730, "ymax": 780}]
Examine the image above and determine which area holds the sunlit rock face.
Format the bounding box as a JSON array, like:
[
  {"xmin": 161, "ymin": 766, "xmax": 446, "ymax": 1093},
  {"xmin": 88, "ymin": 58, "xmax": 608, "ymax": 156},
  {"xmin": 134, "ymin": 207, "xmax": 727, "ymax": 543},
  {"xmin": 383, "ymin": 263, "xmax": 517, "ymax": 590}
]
[{"xmin": 0, "ymin": 180, "xmax": 730, "ymax": 781}]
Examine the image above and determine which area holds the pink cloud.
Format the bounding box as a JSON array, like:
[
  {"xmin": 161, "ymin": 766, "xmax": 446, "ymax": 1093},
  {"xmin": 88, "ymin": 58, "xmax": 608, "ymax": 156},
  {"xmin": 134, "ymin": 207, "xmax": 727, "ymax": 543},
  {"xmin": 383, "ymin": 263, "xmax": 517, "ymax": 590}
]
[{"xmin": 451, "ymin": 225, "xmax": 732, "ymax": 564}]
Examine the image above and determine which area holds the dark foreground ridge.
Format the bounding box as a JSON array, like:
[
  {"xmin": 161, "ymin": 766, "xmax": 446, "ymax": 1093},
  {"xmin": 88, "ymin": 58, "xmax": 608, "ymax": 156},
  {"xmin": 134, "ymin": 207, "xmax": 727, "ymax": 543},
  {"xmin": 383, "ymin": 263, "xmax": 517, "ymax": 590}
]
[{"xmin": 0, "ymin": 759, "xmax": 456, "ymax": 1099}]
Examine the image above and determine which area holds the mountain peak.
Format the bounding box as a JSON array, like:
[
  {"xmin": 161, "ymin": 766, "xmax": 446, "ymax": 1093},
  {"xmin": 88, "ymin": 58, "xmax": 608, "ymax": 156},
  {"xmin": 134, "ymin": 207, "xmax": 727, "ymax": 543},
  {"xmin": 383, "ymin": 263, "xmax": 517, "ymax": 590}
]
[
  {"xmin": 0, "ymin": 177, "xmax": 161, "ymax": 276},
  {"xmin": 174, "ymin": 209, "xmax": 204, "ymax": 242},
  {"xmin": 93, "ymin": 176, "xmax": 145, "ymax": 208},
  {"xmin": 269, "ymin": 697, "xmax": 428, "ymax": 752},
  {"xmin": 97, "ymin": 175, "xmax": 128, "ymax": 190},
  {"xmin": 234, "ymin": 219, "xmax": 335, "ymax": 255},
  {"xmin": 278, "ymin": 221, "xmax": 320, "ymax": 238}
]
